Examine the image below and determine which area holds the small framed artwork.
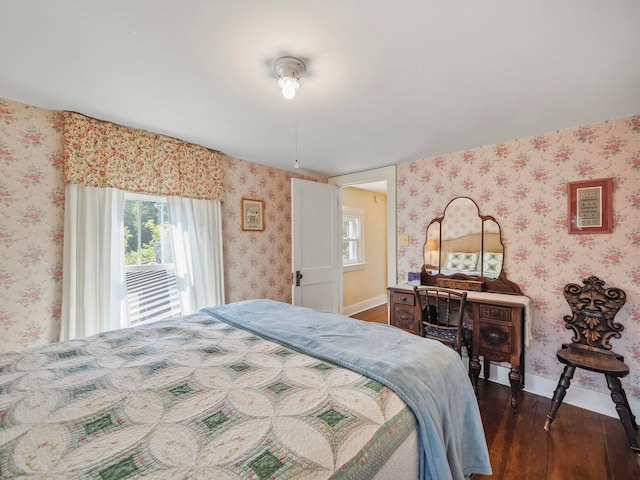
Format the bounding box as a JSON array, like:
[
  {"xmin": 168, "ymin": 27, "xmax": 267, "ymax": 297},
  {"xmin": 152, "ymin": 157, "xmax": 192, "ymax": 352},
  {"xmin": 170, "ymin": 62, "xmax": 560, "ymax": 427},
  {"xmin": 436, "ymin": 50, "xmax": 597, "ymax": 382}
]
[
  {"xmin": 567, "ymin": 178, "xmax": 612, "ymax": 234},
  {"xmin": 241, "ymin": 198, "xmax": 264, "ymax": 231}
]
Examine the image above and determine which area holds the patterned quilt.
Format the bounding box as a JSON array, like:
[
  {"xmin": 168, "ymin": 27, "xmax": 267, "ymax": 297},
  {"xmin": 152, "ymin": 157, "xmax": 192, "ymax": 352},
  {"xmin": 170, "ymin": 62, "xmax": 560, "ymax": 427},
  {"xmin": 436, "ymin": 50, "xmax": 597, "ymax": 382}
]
[
  {"xmin": 203, "ymin": 300, "xmax": 491, "ymax": 480},
  {"xmin": 0, "ymin": 312, "xmax": 417, "ymax": 479}
]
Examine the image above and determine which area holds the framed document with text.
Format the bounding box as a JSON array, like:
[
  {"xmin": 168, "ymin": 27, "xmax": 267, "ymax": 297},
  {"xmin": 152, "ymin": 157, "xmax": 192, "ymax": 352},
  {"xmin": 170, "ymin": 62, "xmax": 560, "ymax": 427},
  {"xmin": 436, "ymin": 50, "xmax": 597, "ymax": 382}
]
[
  {"xmin": 568, "ymin": 178, "xmax": 612, "ymax": 234},
  {"xmin": 241, "ymin": 198, "xmax": 264, "ymax": 231}
]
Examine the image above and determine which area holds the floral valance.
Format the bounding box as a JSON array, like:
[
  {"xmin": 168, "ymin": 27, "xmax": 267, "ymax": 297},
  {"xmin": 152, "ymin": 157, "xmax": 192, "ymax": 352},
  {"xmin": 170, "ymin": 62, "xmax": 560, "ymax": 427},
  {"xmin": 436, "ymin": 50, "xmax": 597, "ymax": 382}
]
[{"xmin": 63, "ymin": 111, "xmax": 224, "ymax": 201}]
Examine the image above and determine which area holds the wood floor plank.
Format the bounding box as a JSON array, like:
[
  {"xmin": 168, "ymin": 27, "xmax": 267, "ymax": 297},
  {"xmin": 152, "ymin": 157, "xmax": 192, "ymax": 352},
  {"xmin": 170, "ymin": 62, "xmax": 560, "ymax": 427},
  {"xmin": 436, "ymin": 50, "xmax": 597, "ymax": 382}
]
[
  {"xmin": 475, "ymin": 378, "xmax": 509, "ymax": 443},
  {"xmin": 502, "ymin": 393, "xmax": 549, "ymax": 479},
  {"xmin": 600, "ymin": 411, "xmax": 640, "ymax": 478},
  {"xmin": 548, "ymin": 404, "xmax": 608, "ymax": 479},
  {"xmin": 479, "ymin": 397, "xmax": 517, "ymax": 478},
  {"xmin": 349, "ymin": 304, "xmax": 388, "ymax": 324}
]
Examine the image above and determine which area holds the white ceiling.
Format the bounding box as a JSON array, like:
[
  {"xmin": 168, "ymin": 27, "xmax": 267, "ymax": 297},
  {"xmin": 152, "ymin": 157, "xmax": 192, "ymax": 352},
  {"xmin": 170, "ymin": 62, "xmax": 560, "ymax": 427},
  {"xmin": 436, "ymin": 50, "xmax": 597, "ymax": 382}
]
[{"xmin": 2, "ymin": 1, "xmax": 639, "ymax": 178}]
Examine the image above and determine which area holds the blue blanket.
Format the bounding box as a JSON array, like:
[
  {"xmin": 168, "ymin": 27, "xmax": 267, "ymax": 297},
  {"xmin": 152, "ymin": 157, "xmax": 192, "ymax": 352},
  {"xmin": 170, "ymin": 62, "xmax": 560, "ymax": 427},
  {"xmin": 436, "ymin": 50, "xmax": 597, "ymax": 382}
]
[{"xmin": 202, "ymin": 300, "xmax": 491, "ymax": 480}]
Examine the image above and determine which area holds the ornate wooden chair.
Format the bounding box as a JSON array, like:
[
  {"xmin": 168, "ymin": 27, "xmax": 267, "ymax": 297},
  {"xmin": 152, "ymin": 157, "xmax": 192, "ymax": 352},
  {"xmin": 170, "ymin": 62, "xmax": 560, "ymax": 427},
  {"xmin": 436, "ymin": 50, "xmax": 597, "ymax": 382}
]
[
  {"xmin": 544, "ymin": 276, "xmax": 639, "ymax": 454},
  {"xmin": 413, "ymin": 286, "xmax": 471, "ymax": 361}
]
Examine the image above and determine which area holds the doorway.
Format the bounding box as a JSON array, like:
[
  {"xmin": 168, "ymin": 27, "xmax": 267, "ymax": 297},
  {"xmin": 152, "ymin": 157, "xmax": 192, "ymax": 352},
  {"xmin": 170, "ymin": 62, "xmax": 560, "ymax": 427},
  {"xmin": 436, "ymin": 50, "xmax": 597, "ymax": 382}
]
[{"xmin": 328, "ymin": 166, "xmax": 396, "ymax": 315}]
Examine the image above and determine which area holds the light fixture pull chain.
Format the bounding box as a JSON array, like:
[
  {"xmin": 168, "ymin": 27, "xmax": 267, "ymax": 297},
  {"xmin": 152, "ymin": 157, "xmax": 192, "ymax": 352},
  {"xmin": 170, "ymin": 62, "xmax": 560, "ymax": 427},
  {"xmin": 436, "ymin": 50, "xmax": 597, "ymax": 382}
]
[{"xmin": 294, "ymin": 97, "xmax": 299, "ymax": 169}]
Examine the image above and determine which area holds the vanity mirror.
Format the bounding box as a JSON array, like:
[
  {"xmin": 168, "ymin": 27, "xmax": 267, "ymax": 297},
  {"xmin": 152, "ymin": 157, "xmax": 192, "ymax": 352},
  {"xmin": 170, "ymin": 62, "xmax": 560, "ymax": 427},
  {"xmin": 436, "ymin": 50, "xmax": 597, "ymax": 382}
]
[{"xmin": 421, "ymin": 197, "xmax": 521, "ymax": 294}]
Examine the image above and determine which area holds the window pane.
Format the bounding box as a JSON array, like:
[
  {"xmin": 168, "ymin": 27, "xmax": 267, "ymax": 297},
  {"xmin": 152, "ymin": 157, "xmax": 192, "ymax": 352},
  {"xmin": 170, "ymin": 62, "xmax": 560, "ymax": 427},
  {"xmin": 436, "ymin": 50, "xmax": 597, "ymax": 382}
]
[
  {"xmin": 124, "ymin": 198, "xmax": 172, "ymax": 266},
  {"xmin": 343, "ymin": 217, "xmax": 359, "ymax": 240},
  {"xmin": 342, "ymin": 213, "xmax": 363, "ymax": 265},
  {"xmin": 347, "ymin": 241, "xmax": 356, "ymax": 259},
  {"xmin": 343, "ymin": 240, "xmax": 359, "ymax": 262},
  {"xmin": 124, "ymin": 194, "xmax": 180, "ymax": 325}
]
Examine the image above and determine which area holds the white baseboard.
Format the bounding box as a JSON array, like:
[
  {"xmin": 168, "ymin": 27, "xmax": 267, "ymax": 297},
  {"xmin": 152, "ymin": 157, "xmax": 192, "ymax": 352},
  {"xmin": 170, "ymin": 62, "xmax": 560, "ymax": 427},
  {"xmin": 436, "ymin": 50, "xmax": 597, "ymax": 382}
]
[
  {"xmin": 480, "ymin": 362, "xmax": 640, "ymax": 419},
  {"xmin": 342, "ymin": 295, "xmax": 387, "ymax": 317}
]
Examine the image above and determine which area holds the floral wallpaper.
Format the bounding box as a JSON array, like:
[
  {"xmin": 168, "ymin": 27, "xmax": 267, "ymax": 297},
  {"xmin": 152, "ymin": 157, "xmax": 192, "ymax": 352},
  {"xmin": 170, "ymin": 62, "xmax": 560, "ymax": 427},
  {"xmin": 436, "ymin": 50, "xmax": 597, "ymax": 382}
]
[
  {"xmin": 0, "ymin": 97, "xmax": 314, "ymax": 352},
  {"xmin": 221, "ymin": 155, "xmax": 314, "ymax": 304},
  {"xmin": 396, "ymin": 114, "xmax": 640, "ymax": 401},
  {"xmin": 0, "ymin": 98, "xmax": 65, "ymax": 349}
]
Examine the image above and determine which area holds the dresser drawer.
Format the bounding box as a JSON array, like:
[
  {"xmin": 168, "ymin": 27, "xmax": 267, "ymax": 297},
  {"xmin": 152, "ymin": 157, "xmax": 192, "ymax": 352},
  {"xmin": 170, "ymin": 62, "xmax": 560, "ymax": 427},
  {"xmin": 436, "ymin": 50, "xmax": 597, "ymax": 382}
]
[
  {"xmin": 392, "ymin": 304, "xmax": 418, "ymax": 333},
  {"xmin": 392, "ymin": 292, "xmax": 415, "ymax": 306},
  {"xmin": 478, "ymin": 304, "xmax": 512, "ymax": 323},
  {"xmin": 476, "ymin": 319, "xmax": 513, "ymax": 357},
  {"xmin": 437, "ymin": 278, "xmax": 484, "ymax": 291}
]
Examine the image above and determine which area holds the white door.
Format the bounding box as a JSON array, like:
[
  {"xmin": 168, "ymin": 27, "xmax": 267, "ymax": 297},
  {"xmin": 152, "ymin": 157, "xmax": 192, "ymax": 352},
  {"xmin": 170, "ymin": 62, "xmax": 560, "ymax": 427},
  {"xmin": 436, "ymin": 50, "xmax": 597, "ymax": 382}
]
[{"xmin": 291, "ymin": 178, "xmax": 341, "ymax": 312}]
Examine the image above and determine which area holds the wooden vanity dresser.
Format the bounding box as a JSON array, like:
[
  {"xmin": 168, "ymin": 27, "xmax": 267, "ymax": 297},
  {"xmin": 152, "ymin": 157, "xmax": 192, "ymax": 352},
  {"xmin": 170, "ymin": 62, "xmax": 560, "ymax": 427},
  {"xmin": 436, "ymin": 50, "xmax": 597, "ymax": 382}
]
[
  {"xmin": 396, "ymin": 196, "xmax": 533, "ymax": 412},
  {"xmin": 388, "ymin": 284, "xmax": 531, "ymax": 412}
]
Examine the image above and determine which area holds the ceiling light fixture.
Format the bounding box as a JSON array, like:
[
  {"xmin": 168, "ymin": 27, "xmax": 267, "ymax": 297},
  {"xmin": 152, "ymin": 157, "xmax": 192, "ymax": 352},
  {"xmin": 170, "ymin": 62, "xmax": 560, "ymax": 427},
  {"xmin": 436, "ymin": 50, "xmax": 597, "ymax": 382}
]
[{"xmin": 273, "ymin": 56, "xmax": 306, "ymax": 100}]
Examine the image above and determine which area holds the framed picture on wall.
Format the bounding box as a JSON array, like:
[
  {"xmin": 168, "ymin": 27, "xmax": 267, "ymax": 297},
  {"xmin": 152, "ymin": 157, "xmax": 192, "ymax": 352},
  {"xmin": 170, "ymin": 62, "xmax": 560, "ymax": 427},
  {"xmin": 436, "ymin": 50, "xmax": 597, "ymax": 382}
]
[
  {"xmin": 241, "ymin": 198, "xmax": 264, "ymax": 231},
  {"xmin": 567, "ymin": 178, "xmax": 612, "ymax": 234}
]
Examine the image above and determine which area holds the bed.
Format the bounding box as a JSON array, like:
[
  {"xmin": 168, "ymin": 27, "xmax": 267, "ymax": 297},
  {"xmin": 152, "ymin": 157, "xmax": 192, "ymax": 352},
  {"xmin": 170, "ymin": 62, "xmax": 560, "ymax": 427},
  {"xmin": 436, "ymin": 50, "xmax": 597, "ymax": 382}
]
[{"xmin": 0, "ymin": 300, "xmax": 491, "ymax": 479}]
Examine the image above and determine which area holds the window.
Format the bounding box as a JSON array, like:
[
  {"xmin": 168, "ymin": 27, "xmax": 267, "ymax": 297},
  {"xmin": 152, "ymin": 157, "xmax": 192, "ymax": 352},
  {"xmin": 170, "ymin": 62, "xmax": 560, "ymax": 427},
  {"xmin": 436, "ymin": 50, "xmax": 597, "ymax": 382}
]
[
  {"xmin": 343, "ymin": 207, "xmax": 364, "ymax": 271},
  {"xmin": 124, "ymin": 193, "xmax": 181, "ymax": 325}
]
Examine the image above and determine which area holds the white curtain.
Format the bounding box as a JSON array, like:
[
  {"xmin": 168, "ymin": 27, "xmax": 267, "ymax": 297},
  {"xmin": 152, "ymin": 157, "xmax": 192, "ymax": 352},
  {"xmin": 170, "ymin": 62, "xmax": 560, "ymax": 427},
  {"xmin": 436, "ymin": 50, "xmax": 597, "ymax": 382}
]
[
  {"xmin": 60, "ymin": 185, "xmax": 128, "ymax": 340},
  {"xmin": 167, "ymin": 196, "xmax": 225, "ymax": 314}
]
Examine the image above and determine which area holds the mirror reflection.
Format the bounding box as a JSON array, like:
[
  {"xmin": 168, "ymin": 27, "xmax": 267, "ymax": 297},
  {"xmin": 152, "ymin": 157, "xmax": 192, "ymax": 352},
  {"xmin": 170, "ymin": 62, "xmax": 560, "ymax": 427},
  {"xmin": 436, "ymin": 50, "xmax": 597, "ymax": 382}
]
[{"xmin": 423, "ymin": 197, "xmax": 504, "ymax": 279}]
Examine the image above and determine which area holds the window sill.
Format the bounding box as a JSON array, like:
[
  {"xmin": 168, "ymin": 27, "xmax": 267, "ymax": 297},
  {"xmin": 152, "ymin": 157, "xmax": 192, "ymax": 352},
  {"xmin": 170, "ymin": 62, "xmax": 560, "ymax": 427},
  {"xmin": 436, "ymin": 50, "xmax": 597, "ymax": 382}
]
[{"xmin": 343, "ymin": 262, "xmax": 365, "ymax": 272}]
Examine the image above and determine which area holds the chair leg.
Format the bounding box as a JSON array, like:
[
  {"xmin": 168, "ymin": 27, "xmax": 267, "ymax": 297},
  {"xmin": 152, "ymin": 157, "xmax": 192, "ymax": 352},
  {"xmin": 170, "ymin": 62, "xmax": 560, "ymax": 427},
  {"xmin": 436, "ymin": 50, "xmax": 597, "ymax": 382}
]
[
  {"xmin": 544, "ymin": 364, "xmax": 575, "ymax": 431},
  {"xmin": 605, "ymin": 375, "xmax": 640, "ymax": 453},
  {"xmin": 617, "ymin": 378, "xmax": 639, "ymax": 430},
  {"xmin": 470, "ymin": 355, "xmax": 480, "ymax": 395}
]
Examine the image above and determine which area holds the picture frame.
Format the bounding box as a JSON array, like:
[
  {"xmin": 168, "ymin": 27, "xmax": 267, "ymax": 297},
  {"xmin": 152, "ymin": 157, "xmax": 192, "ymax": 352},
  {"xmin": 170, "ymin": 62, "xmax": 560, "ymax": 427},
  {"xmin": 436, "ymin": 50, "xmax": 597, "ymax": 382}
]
[
  {"xmin": 241, "ymin": 198, "xmax": 264, "ymax": 231},
  {"xmin": 567, "ymin": 178, "xmax": 612, "ymax": 234}
]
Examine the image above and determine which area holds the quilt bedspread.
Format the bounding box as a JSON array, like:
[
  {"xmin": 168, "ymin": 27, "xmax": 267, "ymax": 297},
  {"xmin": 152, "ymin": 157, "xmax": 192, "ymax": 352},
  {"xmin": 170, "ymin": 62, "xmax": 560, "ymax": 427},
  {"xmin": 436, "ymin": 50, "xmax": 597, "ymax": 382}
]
[
  {"xmin": 0, "ymin": 312, "xmax": 416, "ymax": 479},
  {"xmin": 203, "ymin": 300, "xmax": 491, "ymax": 480}
]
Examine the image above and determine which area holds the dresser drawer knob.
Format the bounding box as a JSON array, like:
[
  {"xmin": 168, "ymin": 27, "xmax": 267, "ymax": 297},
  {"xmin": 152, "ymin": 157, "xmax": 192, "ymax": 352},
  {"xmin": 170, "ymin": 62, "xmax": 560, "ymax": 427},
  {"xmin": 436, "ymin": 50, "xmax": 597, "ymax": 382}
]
[{"xmin": 482, "ymin": 327, "xmax": 509, "ymax": 346}]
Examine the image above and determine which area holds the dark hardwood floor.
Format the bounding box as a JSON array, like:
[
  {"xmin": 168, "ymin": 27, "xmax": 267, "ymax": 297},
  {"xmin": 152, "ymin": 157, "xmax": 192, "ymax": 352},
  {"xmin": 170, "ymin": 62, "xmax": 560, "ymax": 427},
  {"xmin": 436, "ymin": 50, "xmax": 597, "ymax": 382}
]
[
  {"xmin": 350, "ymin": 303, "xmax": 389, "ymax": 324},
  {"xmin": 351, "ymin": 304, "xmax": 640, "ymax": 479}
]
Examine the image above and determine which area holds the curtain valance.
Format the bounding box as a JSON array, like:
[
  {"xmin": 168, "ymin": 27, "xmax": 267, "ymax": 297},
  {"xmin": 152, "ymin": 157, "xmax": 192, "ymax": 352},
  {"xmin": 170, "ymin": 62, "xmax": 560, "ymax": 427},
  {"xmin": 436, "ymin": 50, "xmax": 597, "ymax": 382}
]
[{"xmin": 63, "ymin": 111, "xmax": 224, "ymax": 201}]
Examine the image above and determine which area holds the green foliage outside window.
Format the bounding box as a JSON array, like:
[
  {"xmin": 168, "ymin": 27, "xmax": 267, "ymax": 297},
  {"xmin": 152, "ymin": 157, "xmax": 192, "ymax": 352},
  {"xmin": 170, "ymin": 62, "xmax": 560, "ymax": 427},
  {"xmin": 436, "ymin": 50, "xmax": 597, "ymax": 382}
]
[{"xmin": 124, "ymin": 197, "xmax": 171, "ymax": 266}]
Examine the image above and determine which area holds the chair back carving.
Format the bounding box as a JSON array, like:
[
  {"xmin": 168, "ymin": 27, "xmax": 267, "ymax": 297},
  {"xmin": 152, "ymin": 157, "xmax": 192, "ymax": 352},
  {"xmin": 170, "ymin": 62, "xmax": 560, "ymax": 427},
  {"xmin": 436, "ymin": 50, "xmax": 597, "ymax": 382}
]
[{"xmin": 563, "ymin": 276, "xmax": 626, "ymax": 351}]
